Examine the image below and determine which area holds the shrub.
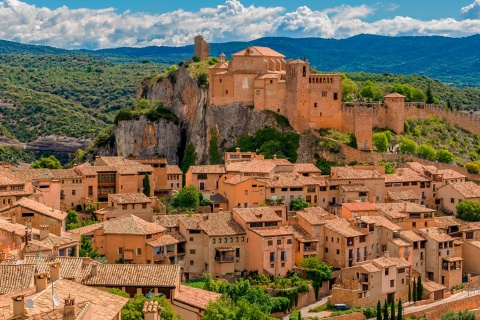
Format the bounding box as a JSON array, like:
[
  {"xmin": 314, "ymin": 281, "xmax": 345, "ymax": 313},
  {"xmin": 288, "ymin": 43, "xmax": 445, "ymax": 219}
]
[
  {"xmin": 372, "ymin": 132, "xmax": 388, "ymax": 152},
  {"xmin": 437, "ymin": 149, "xmax": 455, "ymax": 164},
  {"xmin": 398, "ymin": 138, "xmax": 417, "ymax": 154},
  {"xmin": 465, "ymin": 162, "xmax": 480, "ymax": 174},
  {"xmin": 417, "ymin": 144, "xmax": 436, "ymax": 160}
]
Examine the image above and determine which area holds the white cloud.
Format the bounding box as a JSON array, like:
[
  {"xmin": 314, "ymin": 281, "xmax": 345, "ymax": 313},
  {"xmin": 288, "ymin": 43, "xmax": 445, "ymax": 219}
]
[
  {"xmin": 461, "ymin": 0, "xmax": 480, "ymax": 19},
  {"xmin": 0, "ymin": 0, "xmax": 478, "ymax": 49}
]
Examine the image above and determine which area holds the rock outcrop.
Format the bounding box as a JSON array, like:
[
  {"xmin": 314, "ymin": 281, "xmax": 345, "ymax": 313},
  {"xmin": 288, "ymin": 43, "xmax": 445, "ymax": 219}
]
[{"xmin": 0, "ymin": 135, "xmax": 91, "ymax": 154}]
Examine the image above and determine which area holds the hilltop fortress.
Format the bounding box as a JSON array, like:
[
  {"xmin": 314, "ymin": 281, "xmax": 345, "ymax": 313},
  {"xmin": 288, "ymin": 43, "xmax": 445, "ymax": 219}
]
[{"xmin": 197, "ymin": 38, "xmax": 480, "ymax": 150}]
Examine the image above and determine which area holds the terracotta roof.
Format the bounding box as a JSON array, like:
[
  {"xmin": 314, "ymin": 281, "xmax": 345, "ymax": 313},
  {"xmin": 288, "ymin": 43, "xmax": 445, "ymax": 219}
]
[
  {"xmin": 288, "ymin": 225, "xmax": 319, "ymax": 242},
  {"xmin": 115, "ymin": 164, "xmax": 153, "ymax": 174},
  {"xmin": 94, "ymin": 156, "xmax": 141, "ymax": 166},
  {"xmin": 422, "ymin": 279, "xmax": 446, "ymax": 292},
  {"xmin": 384, "ymin": 92, "xmax": 406, "ymax": 98},
  {"xmin": 199, "ymin": 212, "xmax": 246, "ymax": 236},
  {"xmin": 384, "ymin": 168, "xmax": 429, "ymax": 183},
  {"xmin": 385, "ymin": 257, "xmax": 411, "ymax": 268},
  {"xmin": 387, "ymin": 190, "xmax": 419, "ymax": 201},
  {"xmin": 0, "ymin": 167, "xmax": 24, "ymax": 185},
  {"xmin": 155, "ymin": 213, "xmax": 208, "ymax": 230},
  {"xmin": 441, "ymin": 169, "xmax": 466, "ymax": 180},
  {"xmin": 225, "ymin": 159, "xmax": 287, "ymax": 175},
  {"xmin": 206, "ymin": 193, "xmax": 228, "ymax": 203},
  {"xmin": 81, "ymin": 264, "xmax": 180, "ymax": 287},
  {"xmin": 331, "ymin": 166, "xmax": 383, "ymax": 179},
  {"xmin": 434, "ymin": 216, "xmax": 466, "ymax": 228},
  {"xmin": 444, "ymin": 181, "xmax": 480, "ymax": 198},
  {"xmin": 48, "ymin": 169, "xmax": 82, "ymax": 179},
  {"xmin": 0, "ymin": 190, "xmax": 32, "ymax": 197},
  {"xmin": 222, "ymin": 175, "xmax": 253, "ymax": 185},
  {"xmin": 293, "ymin": 163, "xmax": 321, "ymax": 174},
  {"xmin": 233, "ymin": 207, "xmax": 282, "ymax": 223},
  {"xmin": 74, "ymin": 163, "xmax": 98, "ymax": 176},
  {"xmin": 170, "ymin": 231, "xmax": 187, "ymax": 242},
  {"xmin": 419, "ymin": 227, "xmax": 454, "ymax": 242},
  {"xmin": 358, "ymin": 216, "xmax": 401, "ymax": 231},
  {"xmin": 390, "ymin": 238, "xmax": 411, "ymax": 247},
  {"xmin": 464, "ymin": 240, "xmax": 480, "ymax": 248},
  {"xmin": 400, "ymin": 230, "xmax": 426, "ymax": 242},
  {"xmin": 262, "ymin": 173, "xmax": 304, "ymax": 188},
  {"xmin": 296, "ymin": 207, "xmax": 331, "ymax": 225},
  {"xmin": 174, "ymin": 285, "xmax": 221, "ymax": 310},
  {"xmin": 103, "ymin": 214, "xmax": 165, "ymax": 235},
  {"xmin": 24, "ymin": 256, "xmax": 89, "ymax": 279},
  {"xmin": 147, "ymin": 234, "xmax": 179, "ymax": 247},
  {"xmin": 341, "ymin": 185, "xmax": 370, "ymax": 192},
  {"xmin": 250, "ymin": 226, "xmax": 294, "ymax": 237},
  {"xmin": 0, "ymin": 218, "xmax": 37, "ymax": 236},
  {"xmin": 9, "ymin": 168, "xmax": 52, "ymax": 182},
  {"xmin": 69, "ymin": 222, "xmax": 103, "ymax": 235},
  {"xmin": 189, "ymin": 165, "xmax": 226, "ymax": 174},
  {"xmin": 377, "ymin": 202, "xmax": 435, "ymax": 215},
  {"xmin": 442, "ymin": 256, "xmax": 463, "ymax": 262},
  {"xmin": 109, "ymin": 193, "xmax": 152, "ymax": 204},
  {"xmin": 358, "ymin": 263, "xmax": 381, "ymax": 273},
  {"xmin": 3, "ymin": 197, "xmax": 67, "ymax": 221},
  {"xmin": 0, "ymin": 264, "xmax": 35, "ymax": 294},
  {"xmin": 232, "ymin": 46, "xmax": 285, "ymax": 58},
  {"xmin": 372, "ymin": 257, "xmax": 397, "ymax": 268},
  {"xmin": 325, "ymin": 218, "xmax": 365, "ymax": 237},
  {"xmin": 342, "ymin": 202, "xmax": 378, "ymax": 211},
  {"xmin": 167, "ymin": 165, "xmax": 182, "ymax": 175},
  {"xmin": 0, "ymin": 279, "xmax": 128, "ymax": 320}
]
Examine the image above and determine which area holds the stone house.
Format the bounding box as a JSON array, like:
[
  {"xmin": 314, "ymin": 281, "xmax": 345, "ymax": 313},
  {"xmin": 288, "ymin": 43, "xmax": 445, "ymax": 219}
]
[
  {"xmin": 0, "ymin": 167, "xmax": 31, "ymax": 210},
  {"xmin": 185, "ymin": 164, "xmax": 226, "ymax": 192},
  {"xmin": 384, "ymin": 167, "xmax": 430, "ymax": 206},
  {"xmin": 377, "ymin": 202, "xmax": 436, "ymax": 231},
  {"xmin": 398, "ymin": 230, "xmax": 427, "ymax": 277},
  {"xmin": 217, "ymin": 175, "xmax": 266, "ymax": 210},
  {"xmin": 341, "ymin": 202, "xmax": 379, "ymax": 219},
  {"xmin": 437, "ymin": 181, "xmax": 480, "ymax": 214},
  {"xmin": 94, "ymin": 192, "xmax": 155, "ymax": 221}
]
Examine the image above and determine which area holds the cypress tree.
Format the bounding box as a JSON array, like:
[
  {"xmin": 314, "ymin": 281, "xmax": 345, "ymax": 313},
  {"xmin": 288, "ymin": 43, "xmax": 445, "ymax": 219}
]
[
  {"xmin": 426, "ymin": 83, "xmax": 434, "ymax": 104},
  {"xmin": 383, "ymin": 300, "xmax": 389, "ymax": 320},
  {"xmin": 142, "ymin": 172, "xmax": 150, "ymax": 196},
  {"xmin": 408, "ymin": 282, "xmax": 411, "ymax": 303},
  {"xmin": 377, "ymin": 300, "xmax": 382, "ymax": 320},
  {"xmin": 417, "ymin": 276, "xmax": 424, "ymax": 301},
  {"xmin": 397, "ymin": 300, "xmax": 403, "ymax": 320},
  {"xmin": 390, "ymin": 299, "xmax": 395, "ymax": 320},
  {"xmin": 413, "ymin": 278, "xmax": 417, "ymax": 303},
  {"xmin": 298, "ymin": 310, "xmax": 302, "ymax": 320}
]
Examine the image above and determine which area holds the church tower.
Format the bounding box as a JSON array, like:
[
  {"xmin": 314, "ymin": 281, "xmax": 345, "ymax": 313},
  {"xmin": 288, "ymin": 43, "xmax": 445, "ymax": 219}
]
[{"xmin": 286, "ymin": 59, "xmax": 310, "ymax": 132}]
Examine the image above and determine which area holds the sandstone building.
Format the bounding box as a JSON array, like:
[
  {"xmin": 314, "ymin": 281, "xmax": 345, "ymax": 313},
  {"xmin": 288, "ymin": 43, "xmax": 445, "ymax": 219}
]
[{"xmin": 194, "ymin": 35, "xmax": 210, "ymax": 60}]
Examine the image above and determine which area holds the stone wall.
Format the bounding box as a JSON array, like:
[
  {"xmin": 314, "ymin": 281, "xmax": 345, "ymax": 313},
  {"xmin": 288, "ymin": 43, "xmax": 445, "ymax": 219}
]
[{"xmin": 194, "ymin": 35, "xmax": 210, "ymax": 60}]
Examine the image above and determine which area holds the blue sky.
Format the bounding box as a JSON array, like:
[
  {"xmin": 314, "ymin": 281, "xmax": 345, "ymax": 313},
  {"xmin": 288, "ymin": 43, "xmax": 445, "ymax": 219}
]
[{"xmin": 1, "ymin": 0, "xmax": 479, "ymax": 49}]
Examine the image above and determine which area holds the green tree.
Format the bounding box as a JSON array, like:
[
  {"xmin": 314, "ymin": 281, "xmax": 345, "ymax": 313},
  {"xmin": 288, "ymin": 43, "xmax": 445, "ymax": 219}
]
[
  {"xmin": 413, "ymin": 278, "xmax": 417, "ymax": 303},
  {"xmin": 398, "ymin": 138, "xmax": 417, "ymax": 154},
  {"xmin": 373, "ymin": 132, "xmax": 389, "ymax": 152},
  {"xmin": 397, "ymin": 300, "xmax": 403, "ymax": 320},
  {"xmin": 377, "ymin": 300, "xmax": 382, "ymax": 320},
  {"xmin": 456, "ymin": 200, "xmax": 480, "ymax": 222},
  {"xmin": 192, "ymin": 55, "xmax": 200, "ymax": 62},
  {"xmin": 108, "ymin": 288, "xmax": 130, "ymax": 298},
  {"xmin": 440, "ymin": 310, "xmax": 478, "ymax": 320},
  {"xmin": 417, "ymin": 144, "xmax": 436, "ymax": 160},
  {"xmin": 180, "ymin": 142, "xmax": 196, "ymax": 174},
  {"xmin": 31, "ymin": 155, "xmax": 62, "ymax": 169},
  {"xmin": 342, "ymin": 77, "xmax": 359, "ymax": 101},
  {"xmin": 465, "ymin": 162, "xmax": 480, "ymax": 174},
  {"xmin": 298, "ymin": 310, "xmax": 302, "ymax": 320},
  {"xmin": 390, "ymin": 299, "xmax": 395, "ymax": 320},
  {"xmin": 408, "ymin": 282, "xmax": 411, "ymax": 303},
  {"xmin": 290, "ymin": 197, "xmax": 310, "ymax": 211},
  {"xmin": 142, "ymin": 173, "xmax": 150, "ymax": 197},
  {"xmin": 436, "ymin": 149, "xmax": 455, "ymax": 164},
  {"xmin": 382, "ymin": 300, "xmax": 389, "ymax": 320},
  {"xmin": 259, "ymin": 140, "xmax": 286, "ymax": 159},
  {"xmin": 417, "ymin": 276, "xmax": 424, "ymax": 301},
  {"xmin": 360, "ymin": 80, "xmax": 383, "ymax": 101},
  {"xmin": 299, "ymin": 256, "xmax": 322, "ymax": 269},
  {"xmin": 171, "ymin": 185, "xmax": 203, "ymax": 210},
  {"xmin": 378, "ymin": 161, "xmax": 395, "ymax": 174},
  {"xmin": 426, "ymin": 83, "xmax": 434, "ymax": 104},
  {"xmin": 66, "ymin": 209, "xmax": 79, "ymax": 225},
  {"xmin": 209, "ymin": 129, "xmax": 221, "ymax": 165},
  {"xmin": 79, "ymin": 235, "xmax": 98, "ymax": 258}
]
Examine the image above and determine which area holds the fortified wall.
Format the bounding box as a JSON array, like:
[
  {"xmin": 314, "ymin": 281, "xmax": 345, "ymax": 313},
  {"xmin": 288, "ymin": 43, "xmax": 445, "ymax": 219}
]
[{"xmin": 196, "ymin": 37, "xmax": 480, "ymax": 149}]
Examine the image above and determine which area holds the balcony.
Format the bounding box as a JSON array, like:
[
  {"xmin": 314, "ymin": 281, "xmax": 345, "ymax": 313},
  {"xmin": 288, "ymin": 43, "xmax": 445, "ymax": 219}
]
[
  {"xmin": 215, "ymin": 256, "xmax": 234, "ymax": 263},
  {"xmin": 153, "ymin": 253, "xmax": 166, "ymax": 261},
  {"xmin": 304, "ymin": 244, "xmax": 317, "ymax": 252}
]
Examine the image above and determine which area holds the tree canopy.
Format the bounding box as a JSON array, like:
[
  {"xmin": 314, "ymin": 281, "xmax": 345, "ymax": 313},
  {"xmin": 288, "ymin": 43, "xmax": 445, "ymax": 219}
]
[
  {"xmin": 456, "ymin": 200, "xmax": 480, "ymax": 222},
  {"xmin": 31, "ymin": 155, "xmax": 62, "ymax": 169},
  {"xmin": 171, "ymin": 185, "xmax": 210, "ymax": 211},
  {"xmin": 372, "ymin": 132, "xmax": 388, "ymax": 152},
  {"xmin": 290, "ymin": 197, "xmax": 310, "ymax": 211}
]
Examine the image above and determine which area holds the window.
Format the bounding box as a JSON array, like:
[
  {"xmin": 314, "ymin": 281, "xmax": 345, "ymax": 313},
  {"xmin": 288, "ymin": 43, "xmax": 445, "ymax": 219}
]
[
  {"xmin": 190, "ymin": 237, "xmax": 194, "ymax": 242},
  {"xmin": 268, "ymin": 240, "xmax": 273, "ymax": 246},
  {"xmin": 236, "ymin": 248, "xmax": 240, "ymax": 257},
  {"xmin": 225, "ymin": 90, "xmax": 228, "ymax": 94},
  {"xmin": 451, "ymin": 198, "xmax": 455, "ymax": 203},
  {"xmin": 385, "ymin": 268, "xmax": 389, "ymax": 276},
  {"xmin": 22, "ymin": 212, "xmax": 34, "ymax": 218},
  {"xmin": 314, "ymin": 102, "xmax": 317, "ymax": 108},
  {"xmin": 390, "ymin": 280, "xmax": 394, "ymax": 287},
  {"xmin": 333, "ymin": 92, "xmax": 338, "ymax": 100},
  {"xmin": 241, "ymin": 237, "xmax": 245, "ymax": 242},
  {"xmin": 244, "ymin": 190, "xmax": 248, "ymax": 195},
  {"xmin": 122, "ymin": 205, "xmax": 127, "ymax": 210},
  {"xmin": 280, "ymin": 251, "xmax": 287, "ymax": 261},
  {"xmin": 88, "ymin": 186, "xmax": 93, "ymax": 196},
  {"xmin": 277, "ymin": 239, "xmax": 282, "ymax": 245},
  {"xmin": 336, "ymin": 249, "xmax": 340, "ymax": 255},
  {"xmin": 287, "ymin": 239, "xmax": 292, "ymax": 244},
  {"xmin": 142, "ymin": 204, "xmax": 147, "ymax": 209},
  {"xmin": 326, "ymin": 247, "xmax": 329, "ymax": 253},
  {"xmin": 190, "ymin": 260, "xmax": 194, "ymax": 265},
  {"xmin": 190, "ymin": 249, "xmax": 196, "ymax": 254},
  {"xmin": 118, "ymin": 247, "xmax": 123, "ymax": 255},
  {"xmin": 236, "ymin": 237, "xmax": 239, "ymax": 242},
  {"xmin": 136, "ymin": 248, "xmax": 142, "ymax": 256},
  {"xmin": 270, "ymin": 252, "xmax": 275, "ymax": 262},
  {"xmin": 322, "ymin": 91, "xmax": 327, "ymax": 97},
  {"xmin": 212, "ymin": 238, "xmax": 216, "ymax": 244},
  {"xmin": 198, "ymin": 173, "xmax": 207, "ymax": 179}
]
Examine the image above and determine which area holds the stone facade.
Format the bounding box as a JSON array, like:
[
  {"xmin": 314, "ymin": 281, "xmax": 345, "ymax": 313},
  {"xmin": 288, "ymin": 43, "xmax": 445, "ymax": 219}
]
[{"xmin": 194, "ymin": 35, "xmax": 210, "ymax": 60}]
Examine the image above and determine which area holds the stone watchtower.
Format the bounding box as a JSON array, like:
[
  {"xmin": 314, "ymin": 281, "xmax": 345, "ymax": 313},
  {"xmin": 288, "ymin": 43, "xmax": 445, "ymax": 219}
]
[
  {"xmin": 384, "ymin": 93, "xmax": 406, "ymax": 134},
  {"xmin": 194, "ymin": 35, "xmax": 210, "ymax": 60},
  {"xmin": 286, "ymin": 59, "xmax": 310, "ymax": 132}
]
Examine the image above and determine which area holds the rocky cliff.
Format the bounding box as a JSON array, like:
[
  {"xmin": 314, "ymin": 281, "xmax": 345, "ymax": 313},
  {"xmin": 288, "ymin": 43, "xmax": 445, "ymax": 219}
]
[
  {"xmin": 0, "ymin": 135, "xmax": 91, "ymax": 154},
  {"xmin": 110, "ymin": 66, "xmax": 294, "ymax": 165}
]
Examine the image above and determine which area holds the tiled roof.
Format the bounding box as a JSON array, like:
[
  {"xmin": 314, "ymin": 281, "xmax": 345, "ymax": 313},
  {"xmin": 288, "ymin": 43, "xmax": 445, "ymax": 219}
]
[
  {"xmin": 74, "ymin": 163, "xmax": 98, "ymax": 176},
  {"xmin": 170, "ymin": 231, "xmax": 187, "ymax": 242},
  {"xmin": 232, "ymin": 46, "xmax": 285, "ymax": 57},
  {"xmin": 95, "ymin": 156, "xmax": 141, "ymax": 166},
  {"xmin": 387, "ymin": 190, "xmax": 419, "ymax": 201},
  {"xmin": 384, "ymin": 168, "xmax": 429, "ymax": 183},
  {"xmin": 115, "ymin": 164, "xmax": 153, "ymax": 174},
  {"xmin": 0, "ymin": 279, "xmax": 128, "ymax": 320},
  {"xmin": 446, "ymin": 181, "xmax": 480, "ymax": 198},
  {"xmin": 167, "ymin": 165, "xmax": 182, "ymax": 175},
  {"xmin": 222, "ymin": 175, "xmax": 253, "ymax": 185},
  {"xmin": 441, "ymin": 169, "xmax": 466, "ymax": 180},
  {"xmin": 358, "ymin": 216, "xmax": 401, "ymax": 231},
  {"xmin": 174, "ymin": 285, "xmax": 221, "ymax": 310},
  {"xmin": 325, "ymin": 218, "xmax": 365, "ymax": 237},
  {"xmin": 377, "ymin": 202, "xmax": 435, "ymax": 218},
  {"xmin": 23, "ymin": 256, "xmax": 89, "ymax": 279},
  {"xmin": 288, "ymin": 225, "xmax": 319, "ymax": 242},
  {"xmin": 206, "ymin": 193, "xmax": 228, "ymax": 203},
  {"xmin": 3, "ymin": 197, "xmax": 67, "ymax": 221},
  {"xmin": 24, "ymin": 240, "xmax": 53, "ymax": 252},
  {"xmin": 422, "ymin": 279, "xmax": 446, "ymax": 292},
  {"xmin": 293, "ymin": 163, "xmax": 321, "ymax": 174},
  {"xmin": 0, "ymin": 167, "xmax": 24, "ymax": 185},
  {"xmin": 400, "ymin": 230, "xmax": 426, "ymax": 242},
  {"xmin": 48, "ymin": 169, "xmax": 82, "ymax": 179},
  {"xmin": 69, "ymin": 222, "xmax": 103, "ymax": 235},
  {"xmin": 390, "ymin": 238, "xmax": 411, "ymax": 247},
  {"xmin": 296, "ymin": 207, "xmax": 331, "ymax": 225},
  {"xmin": 154, "ymin": 213, "xmax": 207, "ymax": 230},
  {"xmin": 0, "ymin": 264, "xmax": 35, "ymax": 294},
  {"xmin": 342, "ymin": 202, "xmax": 378, "ymax": 211},
  {"xmin": 262, "ymin": 173, "xmax": 304, "ymax": 188},
  {"xmin": 103, "ymin": 214, "xmax": 165, "ymax": 235},
  {"xmin": 0, "ymin": 218, "xmax": 38, "ymax": 236},
  {"xmin": 24, "ymin": 233, "xmax": 77, "ymax": 253},
  {"xmin": 0, "ymin": 190, "xmax": 32, "ymax": 197},
  {"xmin": 81, "ymin": 264, "xmax": 180, "ymax": 287},
  {"xmin": 341, "ymin": 185, "xmax": 370, "ymax": 192},
  {"xmin": 109, "ymin": 193, "xmax": 152, "ymax": 204},
  {"xmin": 189, "ymin": 165, "xmax": 226, "ymax": 174},
  {"xmin": 419, "ymin": 227, "xmax": 454, "ymax": 242},
  {"xmin": 147, "ymin": 234, "xmax": 179, "ymax": 247},
  {"xmin": 372, "ymin": 257, "xmax": 397, "ymax": 268},
  {"xmin": 358, "ymin": 263, "xmax": 381, "ymax": 273},
  {"xmin": 331, "ymin": 166, "xmax": 383, "ymax": 180},
  {"xmin": 442, "ymin": 256, "xmax": 463, "ymax": 262},
  {"xmin": 225, "ymin": 159, "xmax": 283, "ymax": 174},
  {"xmin": 384, "ymin": 92, "xmax": 406, "ymax": 98},
  {"xmin": 199, "ymin": 212, "xmax": 246, "ymax": 236},
  {"xmin": 434, "ymin": 216, "xmax": 466, "ymax": 228},
  {"xmin": 385, "ymin": 257, "xmax": 411, "ymax": 268},
  {"xmin": 233, "ymin": 207, "xmax": 282, "ymax": 223},
  {"xmin": 10, "ymin": 168, "xmax": 52, "ymax": 182},
  {"xmin": 250, "ymin": 226, "xmax": 294, "ymax": 237}
]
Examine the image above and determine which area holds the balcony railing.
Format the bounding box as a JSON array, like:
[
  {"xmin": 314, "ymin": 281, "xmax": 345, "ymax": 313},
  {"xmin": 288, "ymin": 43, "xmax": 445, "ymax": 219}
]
[
  {"xmin": 215, "ymin": 256, "xmax": 234, "ymax": 263},
  {"xmin": 153, "ymin": 253, "xmax": 166, "ymax": 260},
  {"xmin": 304, "ymin": 245, "xmax": 317, "ymax": 252}
]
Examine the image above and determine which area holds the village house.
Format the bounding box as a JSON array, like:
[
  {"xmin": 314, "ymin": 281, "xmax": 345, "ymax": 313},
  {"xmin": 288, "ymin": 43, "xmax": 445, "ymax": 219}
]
[
  {"xmin": 377, "ymin": 202, "xmax": 436, "ymax": 231},
  {"xmin": 289, "ymin": 224, "xmax": 320, "ymax": 266},
  {"xmin": 0, "ymin": 167, "xmax": 31, "ymax": 210},
  {"xmin": 386, "ymin": 190, "xmax": 420, "ymax": 204},
  {"xmin": 384, "ymin": 167, "xmax": 430, "ymax": 205},
  {"xmin": 217, "ymin": 175, "xmax": 266, "ymax": 210},
  {"xmin": 185, "ymin": 164, "xmax": 226, "ymax": 192},
  {"xmin": 24, "ymin": 224, "xmax": 78, "ymax": 258},
  {"xmin": 340, "ymin": 202, "xmax": 379, "ymax": 219},
  {"xmin": 133, "ymin": 158, "xmax": 182, "ymax": 196},
  {"xmin": 437, "ymin": 181, "xmax": 480, "ymax": 214},
  {"xmin": 330, "ymin": 252, "xmax": 411, "ymax": 307},
  {"xmin": 399, "ymin": 230, "xmax": 427, "ymax": 277},
  {"xmin": 94, "ymin": 192, "xmax": 157, "ymax": 221}
]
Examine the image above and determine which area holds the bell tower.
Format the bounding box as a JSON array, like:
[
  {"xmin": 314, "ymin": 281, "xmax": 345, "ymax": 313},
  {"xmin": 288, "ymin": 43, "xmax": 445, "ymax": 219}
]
[{"xmin": 286, "ymin": 59, "xmax": 310, "ymax": 132}]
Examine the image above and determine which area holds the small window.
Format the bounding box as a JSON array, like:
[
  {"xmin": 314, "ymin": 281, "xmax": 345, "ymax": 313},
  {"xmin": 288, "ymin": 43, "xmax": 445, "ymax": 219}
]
[
  {"xmin": 268, "ymin": 240, "xmax": 273, "ymax": 246},
  {"xmin": 336, "ymin": 249, "xmax": 340, "ymax": 255},
  {"xmin": 277, "ymin": 239, "xmax": 282, "ymax": 245},
  {"xmin": 118, "ymin": 247, "xmax": 123, "ymax": 255},
  {"xmin": 314, "ymin": 102, "xmax": 317, "ymax": 108},
  {"xmin": 333, "ymin": 92, "xmax": 338, "ymax": 100},
  {"xmin": 190, "ymin": 249, "xmax": 196, "ymax": 254},
  {"xmin": 241, "ymin": 236, "xmax": 245, "ymax": 242},
  {"xmin": 190, "ymin": 237, "xmax": 194, "ymax": 242},
  {"xmin": 390, "ymin": 280, "xmax": 394, "ymax": 287},
  {"xmin": 235, "ymin": 237, "xmax": 239, "ymax": 242},
  {"xmin": 225, "ymin": 90, "xmax": 228, "ymax": 94},
  {"xmin": 122, "ymin": 205, "xmax": 127, "ymax": 210},
  {"xmin": 385, "ymin": 268, "xmax": 389, "ymax": 276},
  {"xmin": 136, "ymin": 248, "xmax": 142, "ymax": 256},
  {"xmin": 326, "ymin": 247, "xmax": 329, "ymax": 253},
  {"xmin": 287, "ymin": 239, "xmax": 292, "ymax": 244},
  {"xmin": 270, "ymin": 80, "xmax": 273, "ymax": 84},
  {"xmin": 142, "ymin": 204, "xmax": 147, "ymax": 209},
  {"xmin": 212, "ymin": 238, "xmax": 216, "ymax": 244},
  {"xmin": 190, "ymin": 260, "xmax": 194, "ymax": 265}
]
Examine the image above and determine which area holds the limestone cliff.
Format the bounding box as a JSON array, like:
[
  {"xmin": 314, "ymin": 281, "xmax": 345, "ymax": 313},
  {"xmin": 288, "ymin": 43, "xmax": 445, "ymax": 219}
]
[
  {"xmin": 110, "ymin": 66, "xmax": 292, "ymax": 165},
  {"xmin": 0, "ymin": 135, "xmax": 91, "ymax": 154}
]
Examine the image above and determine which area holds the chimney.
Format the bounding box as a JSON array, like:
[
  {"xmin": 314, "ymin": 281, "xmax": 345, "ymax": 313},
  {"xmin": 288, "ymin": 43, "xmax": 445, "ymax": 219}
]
[
  {"xmin": 40, "ymin": 225, "xmax": 49, "ymax": 240},
  {"xmin": 90, "ymin": 264, "xmax": 98, "ymax": 277},
  {"xmin": 82, "ymin": 256, "xmax": 90, "ymax": 269},
  {"xmin": 12, "ymin": 295, "xmax": 25, "ymax": 317},
  {"xmin": 383, "ymin": 251, "xmax": 390, "ymax": 259},
  {"xmin": 52, "ymin": 245, "xmax": 59, "ymax": 257},
  {"xmin": 63, "ymin": 295, "xmax": 76, "ymax": 320},
  {"xmin": 235, "ymin": 147, "xmax": 240, "ymax": 153},
  {"xmin": 35, "ymin": 272, "xmax": 48, "ymax": 292},
  {"xmin": 49, "ymin": 261, "xmax": 61, "ymax": 281},
  {"xmin": 273, "ymin": 154, "xmax": 277, "ymax": 160},
  {"xmin": 142, "ymin": 301, "xmax": 161, "ymax": 320}
]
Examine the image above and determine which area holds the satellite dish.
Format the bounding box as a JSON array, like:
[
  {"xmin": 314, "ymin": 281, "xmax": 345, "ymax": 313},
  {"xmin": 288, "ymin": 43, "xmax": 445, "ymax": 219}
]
[
  {"xmin": 53, "ymin": 293, "xmax": 60, "ymax": 307},
  {"xmin": 25, "ymin": 299, "xmax": 34, "ymax": 308}
]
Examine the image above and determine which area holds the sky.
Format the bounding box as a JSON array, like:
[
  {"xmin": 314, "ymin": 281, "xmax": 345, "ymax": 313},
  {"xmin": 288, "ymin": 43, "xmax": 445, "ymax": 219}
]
[{"xmin": 0, "ymin": 0, "xmax": 479, "ymax": 49}]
